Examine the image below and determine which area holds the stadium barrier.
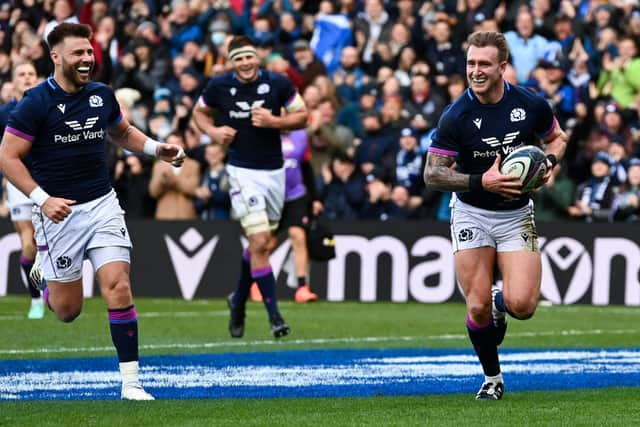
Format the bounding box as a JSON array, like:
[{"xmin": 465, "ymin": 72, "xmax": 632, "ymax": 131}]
[{"xmin": 0, "ymin": 219, "xmax": 638, "ymax": 305}]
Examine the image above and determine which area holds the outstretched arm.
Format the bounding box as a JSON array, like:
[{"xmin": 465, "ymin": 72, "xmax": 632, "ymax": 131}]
[{"xmin": 109, "ymin": 117, "xmax": 185, "ymax": 166}]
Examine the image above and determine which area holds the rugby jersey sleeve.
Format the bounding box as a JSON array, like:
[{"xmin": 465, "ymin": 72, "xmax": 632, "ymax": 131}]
[
  {"xmin": 273, "ymin": 73, "xmax": 299, "ymax": 111},
  {"xmin": 427, "ymin": 105, "xmax": 459, "ymax": 157},
  {"xmin": 5, "ymin": 91, "xmax": 44, "ymax": 143},
  {"xmin": 200, "ymin": 78, "xmax": 220, "ymax": 109},
  {"xmin": 531, "ymin": 92, "xmax": 556, "ymax": 139},
  {"xmin": 106, "ymin": 88, "xmax": 123, "ymax": 126}
]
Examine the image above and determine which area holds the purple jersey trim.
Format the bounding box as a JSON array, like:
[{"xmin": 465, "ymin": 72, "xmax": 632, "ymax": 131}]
[
  {"xmin": 6, "ymin": 126, "xmax": 34, "ymax": 141},
  {"xmin": 540, "ymin": 116, "xmax": 557, "ymax": 139},
  {"xmin": 109, "ymin": 112, "xmax": 123, "ymax": 127},
  {"xmin": 428, "ymin": 147, "xmax": 458, "ymax": 157}
]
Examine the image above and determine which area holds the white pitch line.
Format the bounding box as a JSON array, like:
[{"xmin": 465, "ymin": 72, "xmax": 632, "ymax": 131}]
[
  {"xmin": 0, "ymin": 328, "xmax": 639, "ymax": 356},
  {"xmin": 0, "ymin": 310, "xmax": 230, "ymax": 321}
]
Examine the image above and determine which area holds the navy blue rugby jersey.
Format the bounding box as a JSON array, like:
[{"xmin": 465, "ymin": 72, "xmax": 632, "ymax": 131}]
[
  {"xmin": 6, "ymin": 77, "xmax": 121, "ymax": 203},
  {"xmin": 200, "ymin": 70, "xmax": 297, "ymax": 170},
  {"xmin": 0, "ymin": 99, "xmax": 32, "ymax": 170},
  {"xmin": 429, "ymin": 82, "xmax": 555, "ymax": 210}
]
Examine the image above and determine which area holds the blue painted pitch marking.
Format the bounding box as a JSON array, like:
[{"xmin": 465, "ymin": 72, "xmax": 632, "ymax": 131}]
[{"xmin": 0, "ymin": 348, "xmax": 639, "ymax": 400}]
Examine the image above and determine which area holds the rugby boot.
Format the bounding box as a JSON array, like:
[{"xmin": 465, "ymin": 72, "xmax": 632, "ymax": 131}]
[
  {"xmin": 270, "ymin": 313, "xmax": 290, "ymax": 338},
  {"xmin": 475, "ymin": 381, "xmax": 504, "ymax": 400},
  {"xmin": 227, "ymin": 293, "xmax": 246, "ymax": 338}
]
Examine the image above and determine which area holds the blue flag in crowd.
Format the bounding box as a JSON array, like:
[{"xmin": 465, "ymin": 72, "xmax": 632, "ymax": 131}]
[{"xmin": 310, "ymin": 14, "xmax": 353, "ymax": 74}]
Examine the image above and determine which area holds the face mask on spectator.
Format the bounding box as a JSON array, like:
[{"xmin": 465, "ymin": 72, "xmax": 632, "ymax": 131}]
[{"xmin": 211, "ymin": 32, "xmax": 226, "ymax": 46}]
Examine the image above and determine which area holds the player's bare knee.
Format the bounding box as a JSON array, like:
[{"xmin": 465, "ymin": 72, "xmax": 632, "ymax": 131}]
[
  {"xmin": 249, "ymin": 233, "xmax": 271, "ymax": 253},
  {"xmin": 507, "ymin": 299, "xmax": 537, "ymax": 320},
  {"xmin": 55, "ymin": 305, "xmax": 82, "ymax": 323},
  {"xmin": 468, "ymin": 303, "xmax": 491, "ymax": 323}
]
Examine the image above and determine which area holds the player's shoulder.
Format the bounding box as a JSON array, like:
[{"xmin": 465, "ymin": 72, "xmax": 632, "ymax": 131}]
[
  {"xmin": 207, "ymin": 72, "xmax": 234, "ymax": 88},
  {"xmin": 508, "ymin": 83, "xmax": 547, "ymax": 106},
  {"xmin": 85, "ymin": 81, "xmax": 111, "ymax": 92},
  {"xmin": 440, "ymin": 89, "xmax": 475, "ymax": 123},
  {"xmin": 0, "ymin": 98, "xmax": 17, "ymax": 115},
  {"xmin": 261, "ymin": 70, "xmax": 293, "ymax": 88}
]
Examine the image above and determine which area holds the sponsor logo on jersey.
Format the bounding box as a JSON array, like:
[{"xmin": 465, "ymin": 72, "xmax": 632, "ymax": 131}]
[
  {"xmin": 55, "ymin": 116, "xmax": 104, "ymax": 143},
  {"xmin": 481, "ymin": 131, "xmax": 520, "ymax": 148},
  {"xmin": 89, "ymin": 95, "xmax": 103, "ymax": 107},
  {"xmin": 230, "ymin": 87, "xmax": 237, "ymax": 96},
  {"xmin": 510, "ymin": 108, "xmax": 526, "ymax": 122},
  {"xmin": 57, "ymin": 104, "xmax": 66, "ymax": 114},
  {"xmin": 229, "ymin": 100, "xmax": 265, "ymax": 119},
  {"xmin": 473, "ymin": 118, "xmax": 482, "ymax": 129},
  {"xmin": 65, "ymin": 117, "xmax": 99, "ymax": 131}
]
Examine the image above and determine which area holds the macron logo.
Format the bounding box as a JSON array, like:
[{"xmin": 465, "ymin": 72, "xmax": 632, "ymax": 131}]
[
  {"xmin": 57, "ymin": 104, "xmax": 66, "ymax": 114},
  {"xmin": 473, "ymin": 118, "xmax": 482, "ymax": 129},
  {"xmin": 165, "ymin": 228, "xmax": 218, "ymax": 300},
  {"xmin": 65, "ymin": 116, "xmax": 99, "ymax": 131}
]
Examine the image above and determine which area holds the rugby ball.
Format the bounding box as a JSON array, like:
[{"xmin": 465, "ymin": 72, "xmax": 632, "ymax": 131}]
[{"xmin": 500, "ymin": 145, "xmax": 548, "ymax": 193}]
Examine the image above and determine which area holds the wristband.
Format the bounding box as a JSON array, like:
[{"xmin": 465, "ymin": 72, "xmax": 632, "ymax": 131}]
[
  {"xmin": 29, "ymin": 186, "xmax": 50, "ymax": 207},
  {"xmin": 546, "ymin": 154, "xmax": 558, "ymax": 169},
  {"xmin": 143, "ymin": 138, "xmax": 161, "ymax": 157},
  {"xmin": 469, "ymin": 174, "xmax": 483, "ymax": 192}
]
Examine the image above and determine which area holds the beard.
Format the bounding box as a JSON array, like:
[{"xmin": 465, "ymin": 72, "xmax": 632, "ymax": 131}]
[{"xmin": 61, "ymin": 59, "xmax": 93, "ymax": 88}]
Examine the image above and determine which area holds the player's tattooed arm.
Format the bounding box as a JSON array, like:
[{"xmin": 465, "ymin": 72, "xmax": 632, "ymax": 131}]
[
  {"xmin": 424, "ymin": 152, "xmax": 471, "ymax": 192},
  {"xmin": 109, "ymin": 124, "xmax": 135, "ymax": 144}
]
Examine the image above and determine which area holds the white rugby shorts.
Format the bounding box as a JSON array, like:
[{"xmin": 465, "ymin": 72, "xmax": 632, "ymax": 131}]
[
  {"xmin": 227, "ymin": 164, "xmax": 285, "ymax": 229},
  {"xmin": 450, "ymin": 197, "xmax": 539, "ymax": 253},
  {"xmin": 32, "ymin": 189, "xmax": 132, "ymax": 282},
  {"xmin": 6, "ymin": 181, "xmax": 33, "ymax": 221}
]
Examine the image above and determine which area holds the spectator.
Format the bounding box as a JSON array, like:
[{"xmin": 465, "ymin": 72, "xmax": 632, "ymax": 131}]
[
  {"xmin": 532, "ymin": 163, "xmax": 576, "ymax": 222},
  {"xmin": 597, "ymin": 36, "xmax": 640, "ymax": 109},
  {"xmin": 504, "ymin": 7, "xmax": 549, "ymax": 83},
  {"xmin": 307, "ymin": 97, "xmax": 355, "ymax": 177},
  {"xmin": 113, "ymin": 154, "xmax": 157, "ymax": 219},
  {"xmin": 42, "ymin": 0, "xmax": 79, "ymax": 41},
  {"xmin": 148, "ymin": 131, "xmax": 200, "ymax": 219},
  {"xmin": 333, "ymin": 45, "xmax": 369, "ymax": 103},
  {"xmin": 404, "ymin": 72, "xmax": 446, "ymax": 132},
  {"xmin": 319, "ymin": 151, "xmax": 367, "ymax": 220},
  {"xmin": 425, "ymin": 19, "xmax": 465, "ymax": 91},
  {"xmin": 354, "ymin": 0, "xmax": 393, "ymax": 74},
  {"xmin": 157, "ymin": 0, "xmax": 204, "ymax": 58},
  {"xmin": 354, "ymin": 110, "xmax": 396, "ymax": 179},
  {"xmin": 194, "ymin": 143, "xmax": 231, "ymax": 220},
  {"xmin": 611, "ymin": 157, "xmax": 640, "ymax": 222},
  {"xmin": 568, "ymin": 151, "xmax": 616, "ymax": 222},
  {"xmin": 113, "ymin": 37, "xmax": 169, "ymax": 105}
]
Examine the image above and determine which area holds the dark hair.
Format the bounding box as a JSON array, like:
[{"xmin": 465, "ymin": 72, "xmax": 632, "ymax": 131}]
[
  {"xmin": 466, "ymin": 31, "xmax": 509, "ymax": 63},
  {"xmin": 47, "ymin": 23, "xmax": 93, "ymax": 49},
  {"xmin": 228, "ymin": 35, "xmax": 256, "ymax": 52}
]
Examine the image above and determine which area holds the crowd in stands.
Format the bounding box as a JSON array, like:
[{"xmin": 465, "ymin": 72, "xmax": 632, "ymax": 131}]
[{"xmin": 0, "ymin": 0, "xmax": 639, "ymax": 223}]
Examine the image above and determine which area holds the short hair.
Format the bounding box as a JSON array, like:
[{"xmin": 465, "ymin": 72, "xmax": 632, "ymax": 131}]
[
  {"xmin": 228, "ymin": 35, "xmax": 256, "ymax": 52},
  {"xmin": 466, "ymin": 31, "xmax": 509, "ymax": 63},
  {"xmin": 11, "ymin": 61, "xmax": 36, "ymax": 79},
  {"xmin": 47, "ymin": 23, "xmax": 93, "ymax": 49}
]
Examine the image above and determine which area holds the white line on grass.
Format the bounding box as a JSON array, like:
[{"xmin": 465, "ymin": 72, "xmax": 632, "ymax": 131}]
[{"xmin": 0, "ymin": 328, "xmax": 639, "ymax": 356}]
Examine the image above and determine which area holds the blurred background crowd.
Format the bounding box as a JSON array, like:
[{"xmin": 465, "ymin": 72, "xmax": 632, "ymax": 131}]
[{"xmin": 0, "ymin": 0, "xmax": 639, "ymax": 223}]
